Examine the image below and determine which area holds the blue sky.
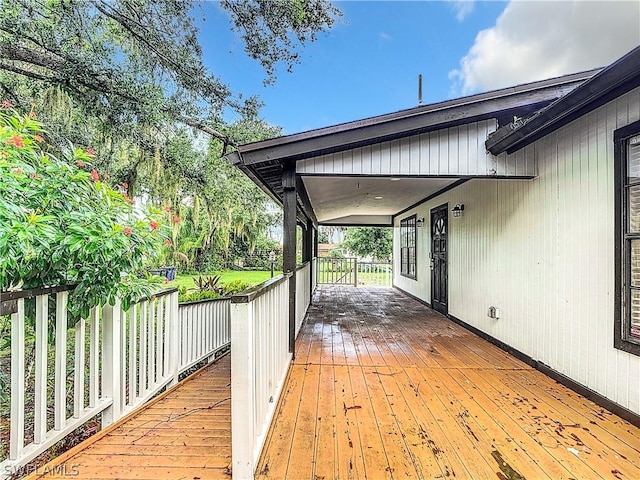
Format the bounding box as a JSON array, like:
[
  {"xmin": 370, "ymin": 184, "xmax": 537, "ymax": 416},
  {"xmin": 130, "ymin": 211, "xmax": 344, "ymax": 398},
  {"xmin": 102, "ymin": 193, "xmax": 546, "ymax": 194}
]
[{"xmin": 197, "ymin": 1, "xmax": 640, "ymax": 135}]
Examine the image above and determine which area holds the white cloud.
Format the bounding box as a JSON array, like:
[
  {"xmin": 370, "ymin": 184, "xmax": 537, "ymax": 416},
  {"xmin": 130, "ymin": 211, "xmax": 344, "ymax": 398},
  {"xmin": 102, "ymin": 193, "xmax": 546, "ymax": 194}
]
[
  {"xmin": 447, "ymin": 0, "xmax": 475, "ymax": 21},
  {"xmin": 379, "ymin": 32, "xmax": 392, "ymax": 42},
  {"xmin": 449, "ymin": 0, "xmax": 640, "ymax": 95}
]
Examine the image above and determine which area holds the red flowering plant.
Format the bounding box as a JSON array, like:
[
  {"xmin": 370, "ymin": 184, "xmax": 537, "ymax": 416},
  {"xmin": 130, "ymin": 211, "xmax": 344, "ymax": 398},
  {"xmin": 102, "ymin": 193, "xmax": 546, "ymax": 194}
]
[{"xmin": 0, "ymin": 104, "xmax": 170, "ymax": 317}]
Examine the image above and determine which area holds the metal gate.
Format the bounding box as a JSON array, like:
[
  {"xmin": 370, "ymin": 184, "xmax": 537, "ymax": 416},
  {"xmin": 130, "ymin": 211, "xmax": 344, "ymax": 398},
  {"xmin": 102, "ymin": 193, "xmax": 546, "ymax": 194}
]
[{"xmin": 317, "ymin": 257, "xmax": 357, "ymax": 285}]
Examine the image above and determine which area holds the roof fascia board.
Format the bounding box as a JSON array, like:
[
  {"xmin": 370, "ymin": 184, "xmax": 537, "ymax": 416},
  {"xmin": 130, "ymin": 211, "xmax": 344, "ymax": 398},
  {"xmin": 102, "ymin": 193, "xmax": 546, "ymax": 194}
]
[
  {"xmin": 318, "ymin": 222, "xmax": 393, "ymax": 227},
  {"xmin": 238, "ymin": 75, "xmax": 596, "ymax": 166},
  {"xmin": 486, "ymin": 47, "xmax": 640, "ymax": 155}
]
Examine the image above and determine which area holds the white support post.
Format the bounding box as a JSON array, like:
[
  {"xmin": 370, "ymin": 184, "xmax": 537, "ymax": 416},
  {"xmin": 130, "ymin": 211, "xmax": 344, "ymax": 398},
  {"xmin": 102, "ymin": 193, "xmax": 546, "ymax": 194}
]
[
  {"xmin": 54, "ymin": 291, "xmax": 68, "ymax": 431},
  {"xmin": 34, "ymin": 295, "xmax": 48, "ymax": 443},
  {"xmin": 231, "ymin": 300, "xmax": 256, "ymax": 480},
  {"xmin": 101, "ymin": 300, "xmax": 122, "ymax": 427},
  {"xmin": 10, "ymin": 299, "xmax": 25, "ymax": 460}
]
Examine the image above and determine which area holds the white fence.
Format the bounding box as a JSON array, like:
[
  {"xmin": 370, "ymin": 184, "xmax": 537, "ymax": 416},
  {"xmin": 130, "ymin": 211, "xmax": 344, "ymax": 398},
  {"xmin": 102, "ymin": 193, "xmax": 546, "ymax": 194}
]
[{"xmin": 0, "ymin": 287, "xmax": 230, "ymax": 478}]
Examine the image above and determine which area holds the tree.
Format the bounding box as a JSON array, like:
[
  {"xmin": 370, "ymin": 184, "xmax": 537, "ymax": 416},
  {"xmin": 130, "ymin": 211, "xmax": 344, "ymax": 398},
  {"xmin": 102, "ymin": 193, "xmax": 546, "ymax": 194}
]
[
  {"xmin": 342, "ymin": 227, "xmax": 392, "ymax": 261},
  {"xmin": 0, "ymin": 0, "xmax": 341, "ymax": 273},
  {"xmin": 0, "ymin": 0, "xmax": 341, "ymax": 146}
]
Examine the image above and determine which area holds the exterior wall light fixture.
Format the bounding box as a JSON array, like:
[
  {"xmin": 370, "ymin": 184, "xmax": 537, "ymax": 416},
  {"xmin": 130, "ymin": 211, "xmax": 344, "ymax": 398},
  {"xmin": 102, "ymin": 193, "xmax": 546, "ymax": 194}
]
[
  {"xmin": 452, "ymin": 203, "xmax": 465, "ymax": 217},
  {"xmin": 416, "ymin": 217, "xmax": 425, "ymax": 228}
]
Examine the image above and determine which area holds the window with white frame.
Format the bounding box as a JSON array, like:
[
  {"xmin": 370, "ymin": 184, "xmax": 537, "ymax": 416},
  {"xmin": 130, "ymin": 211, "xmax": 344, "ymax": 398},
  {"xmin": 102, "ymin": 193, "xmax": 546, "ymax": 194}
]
[
  {"xmin": 615, "ymin": 120, "xmax": 640, "ymax": 356},
  {"xmin": 400, "ymin": 215, "xmax": 417, "ymax": 279}
]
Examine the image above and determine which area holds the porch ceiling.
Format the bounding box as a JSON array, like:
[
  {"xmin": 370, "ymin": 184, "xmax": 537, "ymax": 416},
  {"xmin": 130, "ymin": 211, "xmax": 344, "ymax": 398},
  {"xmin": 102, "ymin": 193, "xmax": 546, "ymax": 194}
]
[
  {"xmin": 302, "ymin": 176, "xmax": 459, "ymax": 225},
  {"xmin": 227, "ymin": 68, "xmax": 600, "ymax": 227}
]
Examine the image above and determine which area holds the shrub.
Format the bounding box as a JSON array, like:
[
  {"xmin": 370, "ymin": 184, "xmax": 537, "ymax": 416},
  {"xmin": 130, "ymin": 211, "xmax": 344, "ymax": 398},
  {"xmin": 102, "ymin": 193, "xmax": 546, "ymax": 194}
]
[
  {"xmin": 0, "ymin": 104, "xmax": 171, "ymax": 316},
  {"xmin": 222, "ymin": 280, "xmax": 251, "ymax": 295},
  {"xmin": 178, "ymin": 290, "xmax": 223, "ymax": 303}
]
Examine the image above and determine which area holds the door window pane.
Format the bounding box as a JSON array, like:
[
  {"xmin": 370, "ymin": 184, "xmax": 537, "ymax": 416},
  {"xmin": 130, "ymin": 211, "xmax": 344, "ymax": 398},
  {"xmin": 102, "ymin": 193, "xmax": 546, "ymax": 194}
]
[
  {"xmin": 628, "ymin": 185, "xmax": 640, "ymax": 232},
  {"xmin": 630, "ymin": 290, "xmax": 640, "ymax": 339},
  {"xmin": 628, "ymin": 138, "xmax": 640, "ymax": 183}
]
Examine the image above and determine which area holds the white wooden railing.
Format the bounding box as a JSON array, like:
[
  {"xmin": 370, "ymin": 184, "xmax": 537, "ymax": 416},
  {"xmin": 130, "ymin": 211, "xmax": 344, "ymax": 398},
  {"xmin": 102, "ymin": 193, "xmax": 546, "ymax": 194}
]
[
  {"xmin": 230, "ymin": 263, "xmax": 316, "ymax": 479},
  {"xmin": 230, "ymin": 273, "xmax": 292, "ymax": 479},
  {"xmin": 295, "ymin": 262, "xmax": 312, "ymax": 337},
  {"xmin": 178, "ymin": 298, "xmax": 231, "ymax": 374},
  {"xmin": 0, "ymin": 286, "xmax": 230, "ymax": 478},
  {"xmin": 356, "ymin": 261, "xmax": 393, "ymax": 287}
]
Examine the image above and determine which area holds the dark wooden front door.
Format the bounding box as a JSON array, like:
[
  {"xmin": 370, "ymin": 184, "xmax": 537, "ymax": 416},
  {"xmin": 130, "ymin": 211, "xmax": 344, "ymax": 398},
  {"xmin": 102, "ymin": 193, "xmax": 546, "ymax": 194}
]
[{"xmin": 431, "ymin": 204, "xmax": 448, "ymax": 315}]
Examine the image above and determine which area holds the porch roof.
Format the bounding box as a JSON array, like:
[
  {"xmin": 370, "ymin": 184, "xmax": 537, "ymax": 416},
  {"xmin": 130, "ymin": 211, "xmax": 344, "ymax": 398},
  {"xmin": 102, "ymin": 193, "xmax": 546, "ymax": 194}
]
[{"xmin": 227, "ymin": 69, "xmax": 600, "ymax": 226}]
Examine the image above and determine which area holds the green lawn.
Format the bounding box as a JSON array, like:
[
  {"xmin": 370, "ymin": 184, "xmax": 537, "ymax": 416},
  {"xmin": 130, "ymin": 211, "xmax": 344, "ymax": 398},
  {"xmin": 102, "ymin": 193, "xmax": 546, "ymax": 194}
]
[{"xmin": 170, "ymin": 270, "xmax": 282, "ymax": 292}]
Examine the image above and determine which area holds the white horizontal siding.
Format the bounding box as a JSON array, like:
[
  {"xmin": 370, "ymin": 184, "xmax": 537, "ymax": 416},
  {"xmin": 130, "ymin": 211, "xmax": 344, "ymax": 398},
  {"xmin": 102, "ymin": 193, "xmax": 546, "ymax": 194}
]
[
  {"xmin": 394, "ymin": 86, "xmax": 640, "ymax": 414},
  {"xmin": 298, "ymin": 119, "xmax": 535, "ymax": 177}
]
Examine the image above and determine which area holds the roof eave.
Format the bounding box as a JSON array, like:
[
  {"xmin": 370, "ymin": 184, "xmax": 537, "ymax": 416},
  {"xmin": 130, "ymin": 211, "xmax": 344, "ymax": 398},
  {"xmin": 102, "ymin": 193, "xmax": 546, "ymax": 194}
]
[
  {"xmin": 235, "ymin": 69, "xmax": 599, "ymax": 166},
  {"xmin": 486, "ymin": 46, "xmax": 640, "ymax": 156}
]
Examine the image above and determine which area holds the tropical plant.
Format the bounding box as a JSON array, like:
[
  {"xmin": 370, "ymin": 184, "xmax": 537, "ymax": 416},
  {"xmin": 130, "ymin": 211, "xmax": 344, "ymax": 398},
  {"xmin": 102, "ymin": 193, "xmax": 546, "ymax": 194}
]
[
  {"xmin": 0, "ymin": 105, "xmax": 171, "ymax": 316},
  {"xmin": 192, "ymin": 275, "xmax": 224, "ymax": 295}
]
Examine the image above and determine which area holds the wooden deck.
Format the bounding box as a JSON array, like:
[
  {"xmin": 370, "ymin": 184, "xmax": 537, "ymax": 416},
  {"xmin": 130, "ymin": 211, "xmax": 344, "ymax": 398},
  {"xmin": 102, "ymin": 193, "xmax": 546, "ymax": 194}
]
[
  {"xmin": 28, "ymin": 354, "xmax": 232, "ymax": 480},
  {"xmin": 27, "ymin": 286, "xmax": 639, "ymax": 479},
  {"xmin": 257, "ymin": 287, "xmax": 640, "ymax": 480}
]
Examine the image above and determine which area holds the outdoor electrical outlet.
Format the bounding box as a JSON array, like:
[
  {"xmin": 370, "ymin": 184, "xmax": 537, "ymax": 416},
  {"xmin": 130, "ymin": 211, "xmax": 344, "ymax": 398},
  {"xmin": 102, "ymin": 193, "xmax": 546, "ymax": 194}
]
[
  {"xmin": 494, "ymin": 308, "xmax": 501, "ymax": 319},
  {"xmin": 487, "ymin": 306, "xmax": 496, "ymax": 318}
]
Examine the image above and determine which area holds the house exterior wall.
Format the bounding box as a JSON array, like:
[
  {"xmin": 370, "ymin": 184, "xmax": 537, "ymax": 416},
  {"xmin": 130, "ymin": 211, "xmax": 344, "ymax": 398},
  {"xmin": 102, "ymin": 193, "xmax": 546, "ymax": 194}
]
[
  {"xmin": 297, "ymin": 119, "xmax": 537, "ymax": 177},
  {"xmin": 393, "ymin": 86, "xmax": 640, "ymax": 414}
]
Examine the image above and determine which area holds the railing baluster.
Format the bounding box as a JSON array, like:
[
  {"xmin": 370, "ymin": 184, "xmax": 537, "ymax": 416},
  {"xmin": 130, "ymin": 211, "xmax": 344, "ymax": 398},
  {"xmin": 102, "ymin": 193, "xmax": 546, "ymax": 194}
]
[
  {"xmin": 128, "ymin": 304, "xmax": 138, "ymax": 405},
  {"xmin": 156, "ymin": 295, "xmax": 164, "ymax": 378},
  {"xmin": 10, "ymin": 298, "xmax": 25, "ymax": 460},
  {"xmin": 73, "ymin": 315, "xmax": 86, "ymax": 419},
  {"xmin": 179, "ymin": 308, "xmax": 186, "ymax": 365},
  {"xmin": 139, "ymin": 300, "xmax": 148, "ymax": 393},
  {"xmin": 120, "ymin": 302, "xmax": 127, "ymax": 410},
  {"xmin": 54, "ymin": 291, "xmax": 68, "ymax": 431},
  {"xmin": 163, "ymin": 296, "xmax": 170, "ymax": 377},
  {"xmin": 34, "ymin": 295, "xmax": 48, "ymax": 443},
  {"xmin": 89, "ymin": 308, "xmax": 99, "ymax": 408},
  {"xmin": 148, "ymin": 298, "xmax": 155, "ymax": 386}
]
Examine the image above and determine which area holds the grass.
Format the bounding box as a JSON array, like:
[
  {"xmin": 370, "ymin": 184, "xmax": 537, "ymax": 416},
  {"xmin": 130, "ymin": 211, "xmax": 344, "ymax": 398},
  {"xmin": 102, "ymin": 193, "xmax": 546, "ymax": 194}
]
[{"xmin": 170, "ymin": 270, "xmax": 283, "ymax": 292}]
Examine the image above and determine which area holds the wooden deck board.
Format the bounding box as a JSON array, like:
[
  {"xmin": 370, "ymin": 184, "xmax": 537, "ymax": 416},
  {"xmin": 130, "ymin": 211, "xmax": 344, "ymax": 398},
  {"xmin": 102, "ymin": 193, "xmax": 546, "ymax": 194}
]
[
  {"xmin": 28, "ymin": 354, "xmax": 232, "ymax": 480},
  {"xmin": 257, "ymin": 286, "xmax": 640, "ymax": 480}
]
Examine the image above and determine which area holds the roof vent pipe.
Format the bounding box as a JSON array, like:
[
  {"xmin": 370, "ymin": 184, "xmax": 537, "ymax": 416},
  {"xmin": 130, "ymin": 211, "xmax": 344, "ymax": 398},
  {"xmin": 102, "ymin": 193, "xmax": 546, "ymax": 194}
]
[{"xmin": 418, "ymin": 74, "xmax": 423, "ymax": 105}]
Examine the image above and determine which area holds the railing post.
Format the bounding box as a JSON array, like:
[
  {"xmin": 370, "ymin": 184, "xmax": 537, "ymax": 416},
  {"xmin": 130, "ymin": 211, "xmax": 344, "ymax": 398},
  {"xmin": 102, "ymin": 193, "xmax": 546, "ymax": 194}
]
[
  {"xmin": 9, "ymin": 299, "xmax": 25, "ymax": 461},
  {"xmin": 101, "ymin": 300, "xmax": 122, "ymax": 427},
  {"xmin": 168, "ymin": 291, "xmax": 180, "ymax": 386},
  {"xmin": 354, "ymin": 258, "xmax": 358, "ymax": 286},
  {"xmin": 54, "ymin": 291, "xmax": 68, "ymax": 431},
  {"xmin": 231, "ymin": 298, "xmax": 255, "ymax": 480}
]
